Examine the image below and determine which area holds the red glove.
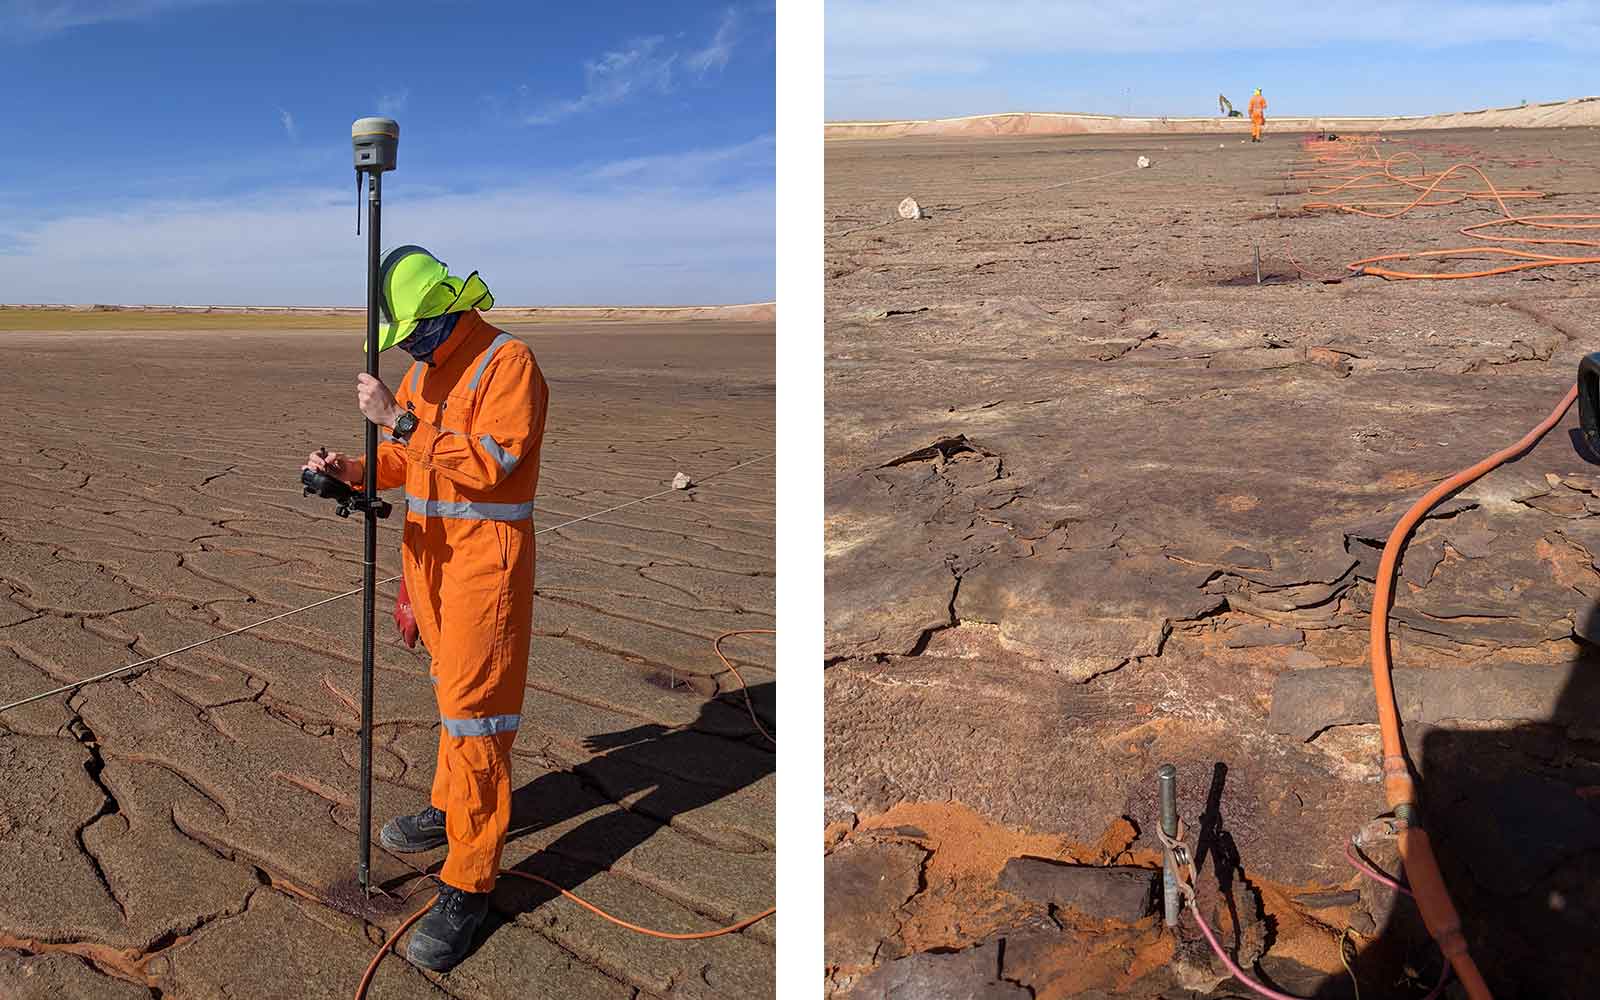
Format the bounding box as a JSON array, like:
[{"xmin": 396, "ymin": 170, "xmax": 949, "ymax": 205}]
[{"xmin": 394, "ymin": 578, "xmax": 419, "ymax": 649}]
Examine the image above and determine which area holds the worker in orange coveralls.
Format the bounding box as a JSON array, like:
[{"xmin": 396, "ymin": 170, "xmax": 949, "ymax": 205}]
[
  {"xmin": 1249, "ymin": 88, "xmax": 1268, "ymax": 142},
  {"xmin": 304, "ymin": 245, "xmax": 549, "ymax": 972}
]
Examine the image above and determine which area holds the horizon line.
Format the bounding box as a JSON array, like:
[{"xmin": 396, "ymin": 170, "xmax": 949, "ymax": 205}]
[{"xmin": 824, "ymin": 94, "xmax": 1600, "ymax": 127}]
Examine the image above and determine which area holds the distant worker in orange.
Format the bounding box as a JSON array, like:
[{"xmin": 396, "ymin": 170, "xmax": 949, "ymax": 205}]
[
  {"xmin": 303, "ymin": 245, "xmax": 550, "ymax": 973},
  {"xmin": 1248, "ymin": 88, "xmax": 1267, "ymax": 142}
]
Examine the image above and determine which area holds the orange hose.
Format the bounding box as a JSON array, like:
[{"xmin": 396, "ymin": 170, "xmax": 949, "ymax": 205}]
[
  {"xmin": 714, "ymin": 628, "xmax": 777, "ymax": 745},
  {"xmin": 1288, "ymin": 146, "xmax": 1600, "ymax": 280},
  {"xmin": 356, "ymin": 901, "xmax": 429, "ymax": 997},
  {"xmin": 353, "ymin": 629, "xmax": 777, "ymax": 998},
  {"xmin": 1367, "ymin": 384, "xmax": 1577, "ymax": 1000}
]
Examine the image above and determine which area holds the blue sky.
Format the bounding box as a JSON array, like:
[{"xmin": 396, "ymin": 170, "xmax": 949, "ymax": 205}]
[
  {"xmin": 827, "ymin": 1, "xmax": 1600, "ymax": 121},
  {"xmin": 0, "ymin": 0, "xmax": 774, "ymax": 305}
]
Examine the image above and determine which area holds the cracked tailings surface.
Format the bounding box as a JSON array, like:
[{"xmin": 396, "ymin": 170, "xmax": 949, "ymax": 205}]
[
  {"xmin": 0, "ymin": 315, "xmax": 775, "ymax": 998},
  {"xmin": 824, "ymin": 129, "xmax": 1600, "ymax": 998}
]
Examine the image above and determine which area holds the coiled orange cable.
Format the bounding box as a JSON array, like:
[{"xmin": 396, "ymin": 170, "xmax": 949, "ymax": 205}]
[{"xmin": 1290, "ymin": 143, "xmax": 1600, "ymax": 280}]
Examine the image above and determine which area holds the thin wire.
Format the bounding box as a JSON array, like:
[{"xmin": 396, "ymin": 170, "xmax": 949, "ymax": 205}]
[
  {"xmin": 1340, "ymin": 928, "xmax": 1363, "ymax": 1000},
  {"xmin": 0, "ymin": 453, "xmax": 773, "ymax": 714},
  {"xmin": 0, "ymin": 588, "xmax": 367, "ymax": 713},
  {"xmin": 1344, "ymin": 840, "xmax": 1413, "ymax": 897}
]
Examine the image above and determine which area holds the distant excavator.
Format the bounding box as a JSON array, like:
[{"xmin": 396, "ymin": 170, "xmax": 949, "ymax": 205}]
[{"xmin": 1218, "ymin": 94, "xmax": 1244, "ymax": 117}]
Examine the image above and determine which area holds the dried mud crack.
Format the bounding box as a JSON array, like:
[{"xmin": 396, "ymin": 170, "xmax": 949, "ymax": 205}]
[
  {"xmin": 0, "ymin": 315, "xmax": 775, "ymax": 997},
  {"xmin": 825, "ymin": 128, "xmax": 1600, "ymax": 998}
]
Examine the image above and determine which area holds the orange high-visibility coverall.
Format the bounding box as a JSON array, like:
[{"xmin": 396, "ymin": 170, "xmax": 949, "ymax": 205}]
[
  {"xmin": 1249, "ymin": 94, "xmax": 1267, "ymax": 141},
  {"xmin": 357, "ymin": 309, "xmax": 549, "ymax": 892}
]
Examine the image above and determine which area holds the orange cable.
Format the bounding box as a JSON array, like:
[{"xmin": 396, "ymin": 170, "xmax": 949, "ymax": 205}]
[
  {"xmin": 1366, "ymin": 386, "xmax": 1577, "ymax": 1000},
  {"xmin": 714, "ymin": 628, "xmax": 777, "ymax": 745},
  {"xmin": 353, "ymin": 629, "xmax": 777, "ymax": 998},
  {"xmin": 1277, "ymin": 141, "xmax": 1600, "ymax": 281}
]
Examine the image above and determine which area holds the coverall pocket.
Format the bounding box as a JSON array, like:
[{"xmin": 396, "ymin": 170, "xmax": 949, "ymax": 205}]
[{"xmin": 493, "ymin": 521, "xmax": 511, "ymax": 571}]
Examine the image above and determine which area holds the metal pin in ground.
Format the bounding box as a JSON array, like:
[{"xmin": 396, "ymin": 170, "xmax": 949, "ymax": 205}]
[{"xmin": 1157, "ymin": 763, "xmax": 1180, "ymax": 927}]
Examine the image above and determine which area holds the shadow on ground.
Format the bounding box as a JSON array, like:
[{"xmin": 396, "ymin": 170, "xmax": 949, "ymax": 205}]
[
  {"xmin": 457, "ymin": 682, "xmax": 776, "ymax": 956},
  {"xmin": 1298, "ymin": 638, "xmax": 1600, "ymax": 1000},
  {"xmin": 1181, "ymin": 640, "xmax": 1597, "ymax": 1000}
]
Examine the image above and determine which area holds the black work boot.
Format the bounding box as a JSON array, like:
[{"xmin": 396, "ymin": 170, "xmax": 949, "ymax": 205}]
[
  {"xmin": 379, "ymin": 804, "xmax": 447, "ymax": 853},
  {"xmin": 406, "ymin": 884, "xmax": 490, "ymax": 972}
]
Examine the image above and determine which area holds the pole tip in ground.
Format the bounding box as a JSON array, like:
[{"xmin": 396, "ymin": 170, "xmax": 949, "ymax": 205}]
[{"xmin": 322, "ymin": 873, "xmax": 429, "ymax": 922}]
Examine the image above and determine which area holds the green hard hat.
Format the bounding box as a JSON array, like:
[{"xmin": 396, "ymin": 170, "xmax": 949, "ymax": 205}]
[{"xmin": 371, "ymin": 245, "xmax": 494, "ymax": 352}]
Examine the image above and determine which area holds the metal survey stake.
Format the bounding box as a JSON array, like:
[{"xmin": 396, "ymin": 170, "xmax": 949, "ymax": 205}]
[
  {"xmin": 351, "ymin": 116, "xmax": 399, "ymax": 896},
  {"xmin": 1157, "ymin": 764, "xmax": 1180, "ymax": 927}
]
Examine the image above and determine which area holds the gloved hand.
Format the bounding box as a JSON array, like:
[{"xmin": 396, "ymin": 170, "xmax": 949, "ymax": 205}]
[{"xmin": 394, "ymin": 577, "xmax": 419, "ymax": 649}]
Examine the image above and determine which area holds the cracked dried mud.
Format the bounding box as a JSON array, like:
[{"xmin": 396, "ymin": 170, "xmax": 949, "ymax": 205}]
[
  {"xmin": 0, "ymin": 314, "xmax": 774, "ymax": 998},
  {"xmin": 825, "ymin": 128, "xmax": 1600, "ymax": 999}
]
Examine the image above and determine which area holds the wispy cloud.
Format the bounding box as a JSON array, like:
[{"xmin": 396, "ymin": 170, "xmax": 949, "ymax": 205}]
[
  {"xmin": 0, "ymin": 171, "xmax": 775, "ymax": 306},
  {"xmin": 591, "ymin": 134, "xmax": 773, "ymax": 183},
  {"xmin": 827, "ymin": 0, "xmax": 1600, "ymax": 60},
  {"xmin": 1, "ymin": 0, "xmax": 240, "ymax": 42},
  {"xmin": 826, "ymin": 1, "xmax": 1600, "ymax": 119},
  {"xmin": 526, "ymin": 36, "xmax": 677, "ymax": 125},
  {"xmin": 377, "ymin": 89, "xmax": 409, "ymax": 116},
  {"xmin": 686, "ymin": 7, "xmax": 738, "ymax": 75},
  {"xmin": 525, "ymin": 9, "xmax": 741, "ymax": 125},
  {"xmin": 277, "ymin": 107, "xmax": 297, "ymax": 142}
]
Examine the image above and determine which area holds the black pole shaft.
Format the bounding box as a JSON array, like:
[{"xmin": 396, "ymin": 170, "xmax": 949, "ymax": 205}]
[{"xmin": 359, "ymin": 169, "xmax": 381, "ymax": 893}]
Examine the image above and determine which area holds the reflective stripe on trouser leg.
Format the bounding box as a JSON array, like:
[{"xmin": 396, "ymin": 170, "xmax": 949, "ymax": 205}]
[{"xmin": 441, "ymin": 712, "xmax": 520, "ymax": 736}]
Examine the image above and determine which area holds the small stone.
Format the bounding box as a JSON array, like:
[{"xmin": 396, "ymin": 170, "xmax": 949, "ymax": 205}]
[
  {"xmin": 898, "ymin": 197, "xmax": 924, "ymax": 220},
  {"xmin": 1136, "ymin": 156, "xmax": 1151, "ymax": 169},
  {"xmin": 671, "ymin": 472, "xmax": 692, "ymax": 490}
]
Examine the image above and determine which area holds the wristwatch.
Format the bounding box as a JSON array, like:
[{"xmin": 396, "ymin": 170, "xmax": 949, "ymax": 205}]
[{"xmin": 390, "ymin": 410, "xmax": 419, "ymax": 444}]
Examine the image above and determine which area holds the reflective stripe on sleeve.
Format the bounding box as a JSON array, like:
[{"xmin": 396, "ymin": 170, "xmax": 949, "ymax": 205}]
[{"xmin": 479, "ymin": 434, "xmax": 521, "ymax": 474}]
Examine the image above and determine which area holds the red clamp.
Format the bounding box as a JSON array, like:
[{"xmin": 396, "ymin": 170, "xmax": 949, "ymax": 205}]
[{"xmin": 394, "ymin": 578, "xmax": 419, "ymax": 649}]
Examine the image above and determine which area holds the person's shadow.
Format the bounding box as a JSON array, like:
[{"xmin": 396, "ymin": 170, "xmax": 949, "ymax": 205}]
[
  {"xmin": 1304, "ymin": 635, "xmax": 1600, "ymax": 998},
  {"xmin": 456, "ymin": 681, "xmax": 776, "ymax": 954}
]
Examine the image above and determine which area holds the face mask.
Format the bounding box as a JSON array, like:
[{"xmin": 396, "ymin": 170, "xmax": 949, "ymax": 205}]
[{"xmin": 398, "ymin": 311, "xmax": 461, "ymax": 363}]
